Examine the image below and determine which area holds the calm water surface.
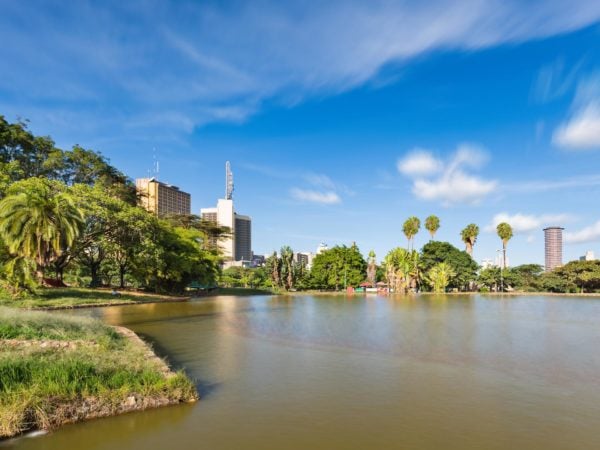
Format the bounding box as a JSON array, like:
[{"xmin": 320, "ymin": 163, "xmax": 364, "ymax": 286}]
[{"xmin": 7, "ymin": 294, "xmax": 600, "ymax": 449}]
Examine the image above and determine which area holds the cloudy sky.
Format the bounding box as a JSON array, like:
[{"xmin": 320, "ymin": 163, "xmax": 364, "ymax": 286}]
[{"xmin": 2, "ymin": 0, "xmax": 600, "ymax": 264}]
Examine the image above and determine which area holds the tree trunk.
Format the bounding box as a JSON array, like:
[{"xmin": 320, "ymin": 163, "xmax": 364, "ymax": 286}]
[
  {"xmin": 90, "ymin": 262, "xmax": 101, "ymax": 287},
  {"xmin": 119, "ymin": 265, "xmax": 126, "ymax": 289}
]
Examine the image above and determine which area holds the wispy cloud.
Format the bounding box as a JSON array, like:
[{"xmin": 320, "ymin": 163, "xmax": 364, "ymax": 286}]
[
  {"xmin": 553, "ymin": 73, "xmax": 600, "ymax": 150},
  {"xmin": 505, "ymin": 174, "xmax": 600, "ymax": 193},
  {"xmin": 531, "ymin": 57, "xmax": 584, "ymax": 103},
  {"xmin": 290, "ymin": 188, "xmax": 341, "ymax": 205},
  {"xmin": 398, "ymin": 144, "xmax": 497, "ymax": 206},
  {"xmin": 565, "ymin": 220, "xmax": 600, "ymax": 244},
  {"xmin": 553, "ymin": 102, "xmax": 600, "ymax": 150},
  {"xmin": 485, "ymin": 212, "xmax": 574, "ymax": 234},
  {"xmin": 2, "ymin": 0, "xmax": 600, "ymax": 144}
]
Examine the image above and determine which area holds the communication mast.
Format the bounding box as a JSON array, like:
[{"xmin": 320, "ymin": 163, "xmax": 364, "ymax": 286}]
[{"xmin": 225, "ymin": 161, "xmax": 234, "ymax": 200}]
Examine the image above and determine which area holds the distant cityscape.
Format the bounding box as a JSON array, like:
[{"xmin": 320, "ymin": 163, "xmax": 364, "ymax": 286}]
[{"xmin": 135, "ymin": 162, "xmax": 597, "ymax": 272}]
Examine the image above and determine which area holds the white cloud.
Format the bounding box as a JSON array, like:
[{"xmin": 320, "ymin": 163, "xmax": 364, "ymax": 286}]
[
  {"xmin": 290, "ymin": 188, "xmax": 341, "ymax": 205},
  {"xmin": 553, "ymin": 102, "xmax": 600, "ymax": 150},
  {"xmin": 485, "ymin": 212, "xmax": 573, "ymax": 234},
  {"xmin": 565, "ymin": 220, "xmax": 600, "ymax": 244},
  {"xmin": 397, "ymin": 149, "xmax": 442, "ymax": 177},
  {"xmin": 2, "ymin": 0, "xmax": 600, "ymax": 143},
  {"xmin": 399, "ymin": 144, "xmax": 496, "ymax": 205},
  {"xmin": 506, "ymin": 174, "xmax": 600, "ymax": 193}
]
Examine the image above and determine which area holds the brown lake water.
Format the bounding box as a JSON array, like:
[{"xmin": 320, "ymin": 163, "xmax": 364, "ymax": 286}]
[{"xmin": 6, "ymin": 294, "xmax": 600, "ymax": 449}]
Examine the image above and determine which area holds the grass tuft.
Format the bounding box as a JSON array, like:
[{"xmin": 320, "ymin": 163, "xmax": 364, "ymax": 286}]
[{"xmin": 0, "ymin": 308, "xmax": 197, "ymax": 438}]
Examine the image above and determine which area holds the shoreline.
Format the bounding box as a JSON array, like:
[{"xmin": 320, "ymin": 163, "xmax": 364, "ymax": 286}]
[{"xmin": 0, "ymin": 310, "xmax": 198, "ymax": 440}]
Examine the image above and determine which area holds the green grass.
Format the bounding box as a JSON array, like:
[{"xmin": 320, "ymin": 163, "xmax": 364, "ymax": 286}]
[
  {"xmin": 0, "ymin": 307, "xmax": 121, "ymax": 343},
  {"xmin": 0, "ymin": 287, "xmax": 187, "ymax": 309},
  {"xmin": 0, "ymin": 308, "xmax": 197, "ymax": 438}
]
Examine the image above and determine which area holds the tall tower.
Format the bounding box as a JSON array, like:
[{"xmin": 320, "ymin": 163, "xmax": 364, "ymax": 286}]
[
  {"xmin": 225, "ymin": 161, "xmax": 234, "ymax": 200},
  {"xmin": 544, "ymin": 227, "xmax": 564, "ymax": 272}
]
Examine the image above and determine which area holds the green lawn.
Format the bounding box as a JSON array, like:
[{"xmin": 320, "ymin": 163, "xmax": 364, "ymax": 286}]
[
  {"xmin": 0, "ymin": 307, "xmax": 197, "ymax": 438},
  {"xmin": 0, "ymin": 287, "xmax": 188, "ymax": 309}
]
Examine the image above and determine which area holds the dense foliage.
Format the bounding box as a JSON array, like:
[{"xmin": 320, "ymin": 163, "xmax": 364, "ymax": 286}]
[{"xmin": 0, "ymin": 116, "xmax": 221, "ymax": 295}]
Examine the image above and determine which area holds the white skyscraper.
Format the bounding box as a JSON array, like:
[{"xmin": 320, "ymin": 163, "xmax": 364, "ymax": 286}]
[{"xmin": 201, "ymin": 162, "xmax": 252, "ymax": 266}]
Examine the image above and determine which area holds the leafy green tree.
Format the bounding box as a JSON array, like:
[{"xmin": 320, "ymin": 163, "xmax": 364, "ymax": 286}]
[
  {"xmin": 496, "ymin": 222, "xmax": 513, "ymax": 270},
  {"xmin": 420, "ymin": 241, "xmax": 478, "ymax": 291},
  {"xmin": 553, "ymin": 261, "xmax": 600, "ymax": 293},
  {"xmin": 425, "ymin": 215, "xmax": 440, "ymax": 241},
  {"xmin": 402, "ymin": 216, "xmax": 421, "ymax": 250},
  {"xmin": 0, "ymin": 178, "xmax": 83, "ymax": 282},
  {"xmin": 105, "ymin": 205, "xmax": 154, "ymax": 288},
  {"xmin": 310, "ymin": 244, "xmax": 366, "ymax": 290},
  {"xmin": 163, "ymin": 214, "xmax": 231, "ymax": 255},
  {"xmin": 460, "ymin": 224, "xmax": 479, "ymax": 256},
  {"xmin": 426, "ymin": 262, "xmax": 455, "ymax": 293},
  {"xmin": 510, "ymin": 264, "xmax": 544, "ymax": 291}
]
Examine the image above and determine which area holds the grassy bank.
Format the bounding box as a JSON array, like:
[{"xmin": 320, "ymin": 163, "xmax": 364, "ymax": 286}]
[
  {"xmin": 0, "ymin": 307, "xmax": 197, "ymax": 439},
  {"xmin": 0, "ymin": 288, "xmax": 190, "ymax": 310}
]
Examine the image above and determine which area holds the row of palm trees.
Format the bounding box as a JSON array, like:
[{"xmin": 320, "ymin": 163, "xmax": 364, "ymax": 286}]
[{"xmin": 401, "ymin": 215, "xmax": 514, "ymax": 268}]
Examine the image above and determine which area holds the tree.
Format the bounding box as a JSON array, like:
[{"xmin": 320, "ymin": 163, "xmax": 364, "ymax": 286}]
[
  {"xmin": 460, "ymin": 224, "xmax": 479, "ymax": 256},
  {"xmin": 265, "ymin": 251, "xmax": 282, "ymax": 289},
  {"xmin": 402, "ymin": 216, "xmax": 421, "ymax": 250},
  {"xmin": 426, "ymin": 262, "xmax": 455, "ymax": 293},
  {"xmin": 510, "ymin": 264, "xmax": 544, "ymax": 291},
  {"xmin": 420, "ymin": 241, "xmax": 478, "ymax": 291},
  {"xmin": 280, "ymin": 246, "xmax": 295, "ymax": 291},
  {"xmin": 383, "ymin": 247, "xmax": 420, "ymax": 293},
  {"xmin": 496, "ymin": 222, "xmax": 513, "ymax": 270},
  {"xmin": 105, "ymin": 206, "xmax": 153, "ymax": 288},
  {"xmin": 310, "ymin": 244, "xmax": 367, "ymax": 290},
  {"xmin": 554, "ymin": 261, "xmax": 600, "ymax": 293},
  {"xmin": 0, "ymin": 178, "xmax": 83, "ymax": 282},
  {"xmin": 366, "ymin": 250, "xmax": 377, "ymax": 287},
  {"xmin": 425, "ymin": 215, "xmax": 440, "ymax": 241}
]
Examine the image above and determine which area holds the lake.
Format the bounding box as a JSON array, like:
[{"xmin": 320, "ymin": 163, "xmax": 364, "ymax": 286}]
[{"xmin": 7, "ymin": 294, "xmax": 600, "ymax": 449}]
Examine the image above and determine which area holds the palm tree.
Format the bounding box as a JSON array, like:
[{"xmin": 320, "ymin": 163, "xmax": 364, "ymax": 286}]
[
  {"xmin": 496, "ymin": 222, "xmax": 513, "ymax": 270},
  {"xmin": 0, "ymin": 187, "xmax": 83, "ymax": 282},
  {"xmin": 425, "ymin": 215, "xmax": 440, "ymax": 241},
  {"xmin": 426, "ymin": 262, "xmax": 455, "ymax": 293},
  {"xmin": 402, "ymin": 216, "xmax": 421, "ymax": 250},
  {"xmin": 460, "ymin": 224, "xmax": 479, "ymax": 256}
]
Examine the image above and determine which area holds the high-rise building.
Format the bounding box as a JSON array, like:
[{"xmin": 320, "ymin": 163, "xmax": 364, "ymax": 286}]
[
  {"xmin": 201, "ymin": 162, "xmax": 252, "ymax": 265},
  {"xmin": 580, "ymin": 250, "xmax": 596, "ymax": 261},
  {"xmin": 544, "ymin": 227, "xmax": 564, "ymax": 271},
  {"xmin": 135, "ymin": 177, "xmax": 191, "ymax": 216}
]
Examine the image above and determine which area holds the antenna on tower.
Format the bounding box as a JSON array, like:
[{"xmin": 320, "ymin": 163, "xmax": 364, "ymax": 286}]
[
  {"xmin": 225, "ymin": 161, "xmax": 234, "ymax": 200},
  {"xmin": 152, "ymin": 148, "xmax": 159, "ymax": 180}
]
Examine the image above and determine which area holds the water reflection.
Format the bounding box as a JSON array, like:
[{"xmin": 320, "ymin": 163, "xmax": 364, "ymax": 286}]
[{"xmin": 10, "ymin": 294, "xmax": 600, "ymax": 450}]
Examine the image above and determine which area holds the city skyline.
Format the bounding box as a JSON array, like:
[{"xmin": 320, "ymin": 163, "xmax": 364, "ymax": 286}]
[{"xmin": 1, "ymin": 2, "xmax": 600, "ymax": 265}]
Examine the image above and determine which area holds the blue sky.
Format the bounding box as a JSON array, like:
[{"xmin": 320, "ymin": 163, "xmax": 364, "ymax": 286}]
[{"xmin": 2, "ymin": 0, "xmax": 600, "ymax": 265}]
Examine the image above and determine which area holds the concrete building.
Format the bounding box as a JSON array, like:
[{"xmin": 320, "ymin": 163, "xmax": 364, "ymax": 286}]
[
  {"xmin": 494, "ymin": 253, "xmax": 510, "ymax": 269},
  {"xmin": 544, "ymin": 227, "xmax": 564, "ymax": 271},
  {"xmin": 580, "ymin": 250, "xmax": 596, "ymax": 261},
  {"xmin": 295, "ymin": 252, "xmax": 315, "ymax": 268},
  {"xmin": 480, "ymin": 258, "xmax": 494, "ymax": 269},
  {"xmin": 200, "ymin": 162, "xmax": 252, "ymax": 266},
  {"xmin": 135, "ymin": 177, "xmax": 191, "ymax": 216},
  {"xmin": 316, "ymin": 242, "xmax": 329, "ymax": 255}
]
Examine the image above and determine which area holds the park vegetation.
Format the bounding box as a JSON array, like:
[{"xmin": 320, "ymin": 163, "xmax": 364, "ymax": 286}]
[
  {"xmin": 0, "ymin": 116, "xmax": 225, "ymax": 297},
  {"xmin": 1, "ymin": 115, "xmax": 600, "ymax": 298}
]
